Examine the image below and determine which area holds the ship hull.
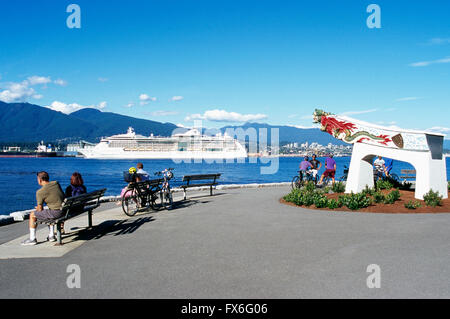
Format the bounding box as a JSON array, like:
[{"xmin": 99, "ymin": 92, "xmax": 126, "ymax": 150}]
[
  {"xmin": 79, "ymin": 149, "xmax": 248, "ymax": 159},
  {"xmin": 0, "ymin": 152, "xmax": 58, "ymax": 158}
]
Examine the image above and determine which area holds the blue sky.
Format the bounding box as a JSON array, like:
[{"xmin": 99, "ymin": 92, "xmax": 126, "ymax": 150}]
[{"xmin": 0, "ymin": 0, "xmax": 449, "ymax": 135}]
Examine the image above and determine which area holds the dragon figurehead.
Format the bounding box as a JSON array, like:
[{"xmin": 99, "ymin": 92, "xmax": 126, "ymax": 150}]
[{"xmin": 311, "ymin": 108, "xmax": 394, "ymax": 147}]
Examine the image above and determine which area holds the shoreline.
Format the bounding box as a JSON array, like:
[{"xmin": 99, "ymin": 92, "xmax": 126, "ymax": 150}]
[{"xmin": 0, "ymin": 182, "xmax": 291, "ymax": 225}]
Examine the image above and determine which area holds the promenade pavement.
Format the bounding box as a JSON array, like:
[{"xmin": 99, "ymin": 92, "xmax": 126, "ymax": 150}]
[{"xmin": 0, "ymin": 186, "xmax": 449, "ymax": 298}]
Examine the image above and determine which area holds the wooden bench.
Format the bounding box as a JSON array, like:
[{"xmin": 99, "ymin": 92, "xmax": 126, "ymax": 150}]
[
  {"xmin": 399, "ymin": 169, "xmax": 416, "ymax": 181},
  {"xmin": 36, "ymin": 188, "xmax": 107, "ymax": 245},
  {"xmin": 180, "ymin": 174, "xmax": 221, "ymax": 200},
  {"xmin": 134, "ymin": 178, "xmax": 164, "ymax": 195}
]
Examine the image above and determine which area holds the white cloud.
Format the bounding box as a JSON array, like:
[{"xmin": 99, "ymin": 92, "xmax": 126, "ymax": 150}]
[
  {"xmin": 27, "ymin": 76, "xmax": 51, "ymax": 86},
  {"xmin": 53, "ymin": 79, "xmax": 67, "ymax": 86},
  {"xmin": 0, "ymin": 81, "xmax": 38, "ymax": 102},
  {"xmin": 98, "ymin": 77, "xmax": 109, "ymax": 82},
  {"xmin": 185, "ymin": 109, "xmax": 268, "ymax": 123},
  {"xmin": 124, "ymin": 102, "xmax": 134, "ymax": 108},
  {"xmin": 45, "ymin": 101, "xmax": 107, "ymax": 114},
  {"xmin": 410, "ymin": 56, "xmax": 450, "ymax": 67},
  {"xmin": 139, "ymin": 93, "xmax": 157, "ymax": 105},
  {"xmin": 427, "ymin": 126, "xmax": 450, "ymax": 134},
  {"xmin": 395, "ymin": 97, "xmax": 421, "ymax": 101},
  {"xmin": 169, "ymin": 96, "xmax": 184, "ymax": 101},
  {"xmin": 286, "ymin": 124, "xmax": 315, "ymax": 129},
  {"xmin": 150, "ymin": 110, "xmax": 179, "ymax": 116},
  {"xmin": 0, "ymin": 75, "xmax": 68, "ymax": 103},
  {"xmin": 339, "ymin": 109, "xmax": 378, "ymax": 116}
]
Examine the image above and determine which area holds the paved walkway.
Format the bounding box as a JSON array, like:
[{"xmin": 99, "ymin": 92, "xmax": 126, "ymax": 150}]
[{"xmin": 1, "ymin": 186, "xmax": 449, "ymax": 298}]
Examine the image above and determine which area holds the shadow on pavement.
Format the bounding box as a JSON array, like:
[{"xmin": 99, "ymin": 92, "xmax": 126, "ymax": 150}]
[{"xmin": 64, "ymin": 217, "xmax": 155, "ymax": 243}]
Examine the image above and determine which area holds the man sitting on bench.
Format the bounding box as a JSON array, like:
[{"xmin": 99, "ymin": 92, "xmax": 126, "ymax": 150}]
[{"xmin": 21, "ymin": 171, "xmax": 65, "ymax": 246}]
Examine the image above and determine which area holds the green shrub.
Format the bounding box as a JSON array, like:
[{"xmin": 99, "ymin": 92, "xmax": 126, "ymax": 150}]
[
  {"xmin": 339, "ymin": 193, "xmax": 372, "ymax": 210},
  {"xmin": 376, "ymin": 179, "xmax": 393, "ymax": 190},
  {"xmin": 331, "ymin": 182, "xmax": 346, "ymax": 193},
  {"xmin": 327, "ymin": 198, "xmax": 341, "ymax": 209},
  {"xmin": 384, "ymin": 189, "xmax": 401, "ymax": 204},
  {"xmin": 305, "ymin": 181, "xmax": 316, "ymax": 192},
  {"xmin": 337, "ymin": 195, "xmax": 349, "ymax": 208},
  {"xmin": 361, "ymin": 185, "xmax": 375, "ymax": 197},
  {"xmin": 385, "ymin": 176, "xmax": 403, "ymax": 188},
  {"xmin": 423, "ymin": 189, "xmax": 443, "ymax": 207},
  {"xmin": 404, "ymin": 200, "xmax": 421, "ymax": 209},
  {"xmin": 373, "ymin": 191, "xmax": 385, "ymax": 203},
  {"xmin": 314, "ymin": 194, "xmax": 329, "ymax": 208},
  {"xmin": 400, "ymin": 182, "xmax": 412, "ymax": 191},
  {"xmin": 322, "ymin": 186, "xmax": 332, "ymax": 194}
]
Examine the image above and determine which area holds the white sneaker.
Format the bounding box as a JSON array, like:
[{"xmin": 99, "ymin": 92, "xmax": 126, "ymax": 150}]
[
  {"xmin": 21, "ymin": 238, "xmax": 37, "ymax": 246},
  {"xmin": 46, "ymin": 236, "xmax": 56, "ymax": 242}
]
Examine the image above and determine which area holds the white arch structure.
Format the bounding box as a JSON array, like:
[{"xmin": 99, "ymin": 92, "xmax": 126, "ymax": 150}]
[{"xmin": 313, "ymin": 110, "xmax": 448, "ymax": 200}]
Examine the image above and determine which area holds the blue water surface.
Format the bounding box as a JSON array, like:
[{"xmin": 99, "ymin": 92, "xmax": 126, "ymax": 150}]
[{"xmin": 1, "ymin": 157, "xmax": 449, "ymax": 215}]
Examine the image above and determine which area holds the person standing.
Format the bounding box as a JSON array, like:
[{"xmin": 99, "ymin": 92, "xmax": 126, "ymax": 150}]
[
  {"xmin": 309, "ymin": 154, "xmax": 322, "ymax": 180},
  {"xmin": 21, "ymin": 171, "xmax": 65, "ymax": 245},
  {"xmin": 318, "ymin": 153, "xmax": 337, "ymax": 185},
  {"xmin": 373, "ymin": 156, "xmax": 385, "ymax": 181}
]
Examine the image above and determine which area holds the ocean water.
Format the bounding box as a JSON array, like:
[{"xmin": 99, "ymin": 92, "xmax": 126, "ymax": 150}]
[{"xmin": 0, "ymin": 156, "xmax": 449, "ymax": 215}]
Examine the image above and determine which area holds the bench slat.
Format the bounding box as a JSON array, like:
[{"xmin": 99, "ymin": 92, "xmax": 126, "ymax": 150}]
[
  {"xmin": 181, "ymin": 183, "xmax": 219, "ymax": 189},
  {"xmin": 182, "ymin": 174, "xmax": 221, "ymax": 182}
]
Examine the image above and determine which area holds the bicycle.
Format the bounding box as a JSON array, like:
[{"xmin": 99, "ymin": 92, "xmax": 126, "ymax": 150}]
[
  {"xmin": 121, "ymin": 173, "xmax": 163, "ymax": 217},
  {"xmin": 291, "ymin": 170, "xmax": 316, "ymax": 190},
  {"xmin": 339, "ymin": 165, "xmax": 349, "ymax": 182},
  {"xmin": 154, "ymin": 168, "xmax": 174, "ymax": 209}
]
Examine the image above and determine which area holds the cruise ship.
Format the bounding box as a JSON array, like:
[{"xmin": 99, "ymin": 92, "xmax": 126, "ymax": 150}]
[{"xmin": 78, "ymin": 127, "xmax": 247, "ymax": 159}]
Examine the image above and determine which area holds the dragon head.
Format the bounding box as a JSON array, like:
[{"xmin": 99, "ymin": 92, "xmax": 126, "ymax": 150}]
[{"xmin": 313, "ymin": 109, "xmax": 332, "ymax": 124}]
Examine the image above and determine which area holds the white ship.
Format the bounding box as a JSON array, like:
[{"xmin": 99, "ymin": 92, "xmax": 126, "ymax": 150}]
[{"xmin": 78, "ymin": 127, "xmax": 247, "ymax": 159}]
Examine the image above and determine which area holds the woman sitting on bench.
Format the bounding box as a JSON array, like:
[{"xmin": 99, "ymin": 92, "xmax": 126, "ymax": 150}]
[{"xmin": 60, "ymin": 172, "xmax": 87, "ymax": 234}]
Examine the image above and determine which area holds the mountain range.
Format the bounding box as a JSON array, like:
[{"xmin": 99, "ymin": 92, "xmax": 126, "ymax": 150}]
[
  {"xmin": 0, "ymin": 101, "xmax": 448, "ymax": 149},
  {"xmin": 0, "ymin": 101, "xmax": 179, "ymax": 143}
]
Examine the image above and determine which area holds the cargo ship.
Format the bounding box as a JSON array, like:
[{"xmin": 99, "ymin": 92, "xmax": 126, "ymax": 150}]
[{"xmin": 0, "ymin": 142, "xmax": 58, "ymax": 158}]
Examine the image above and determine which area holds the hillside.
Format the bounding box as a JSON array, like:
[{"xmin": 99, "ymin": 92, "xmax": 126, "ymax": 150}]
[
  {"xmin": 0, "ymin": 102, "xmax": 181, "ymax": 142},
  {"xmin": 0, "ymin": 102, "xmax": 97, "ymax": 142},
  {"xmin": 1, "ymin": 101, "xmax": 446, "ymax": 147}
]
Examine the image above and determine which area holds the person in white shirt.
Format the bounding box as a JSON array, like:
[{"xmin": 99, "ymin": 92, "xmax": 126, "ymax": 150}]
[{"xmin": 373, "ymin": 156, "xmax": 385, "ymax": 181}]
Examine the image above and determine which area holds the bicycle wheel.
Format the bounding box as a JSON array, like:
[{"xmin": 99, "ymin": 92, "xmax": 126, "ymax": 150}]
[
  {"xmin": 322, "ymin": 176, "xmax": 330, "ymax": 187},
  {"xmin": 161, "ymin": 189, "xmax": 173, "ymax": 210},
  {"xmin": 148, "ymin": 191, "xmax": 161, "ymax": 210},
  {"xmin": 291, "ymin": 176, "xmax": 301, "ymax": 190},
  {"xmin": 122, "ymin": 189, "xmax": 141, "ymax": 217}
]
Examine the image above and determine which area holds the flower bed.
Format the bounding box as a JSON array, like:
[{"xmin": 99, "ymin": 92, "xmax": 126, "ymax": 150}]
[{"xmin": 281, "ymin": 182, "xmax": 450, "ymax": 213}]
